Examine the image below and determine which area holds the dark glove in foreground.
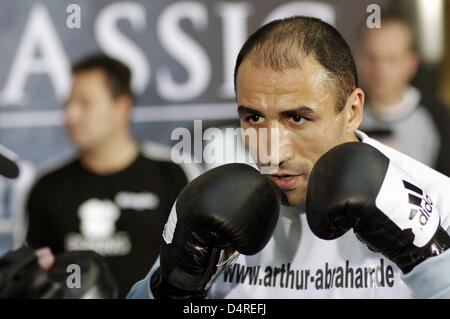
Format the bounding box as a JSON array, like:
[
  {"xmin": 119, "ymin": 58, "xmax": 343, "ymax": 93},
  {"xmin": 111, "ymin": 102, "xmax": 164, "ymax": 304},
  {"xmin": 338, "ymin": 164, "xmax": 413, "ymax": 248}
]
[
  {"xmin": 306, "ymin": 142, "xmax": 450, "ymax": 274},
  {"xmin": 0, "ymin": 246, "xmax": 118, "ymax": 298},
  {"xmin": 151, "ymin": 163, "xmax": 280, "ymax": 299}
]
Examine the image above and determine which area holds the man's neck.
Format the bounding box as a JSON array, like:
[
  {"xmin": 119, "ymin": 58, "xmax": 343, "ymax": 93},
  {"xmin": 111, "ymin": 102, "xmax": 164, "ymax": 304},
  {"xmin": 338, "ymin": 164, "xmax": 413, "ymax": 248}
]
[
  {"xmin": 80, "ymin": 134, "xmax": 139, "ymax": 175},
  {"xmin": 345, "ymin": 132, "xmax": 360, "ymax": 143}
]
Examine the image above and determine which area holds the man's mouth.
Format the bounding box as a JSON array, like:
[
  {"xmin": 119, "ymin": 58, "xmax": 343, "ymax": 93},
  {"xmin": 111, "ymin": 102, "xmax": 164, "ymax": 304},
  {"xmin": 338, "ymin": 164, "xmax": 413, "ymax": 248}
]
[
  {"xmin": 276, "ymin": 176, "xmax": 295, "ymax": 180},
  {"xmin": 267, "ymin": 174, "xmax": 302, "ymax": 191}
]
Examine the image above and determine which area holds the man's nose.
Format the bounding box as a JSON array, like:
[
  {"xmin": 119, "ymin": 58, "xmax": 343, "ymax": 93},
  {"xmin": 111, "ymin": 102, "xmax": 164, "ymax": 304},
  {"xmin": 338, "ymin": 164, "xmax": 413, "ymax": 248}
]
[{"xmin": 260, "ymin": 124, "xmax": 294, "ymax": 172}]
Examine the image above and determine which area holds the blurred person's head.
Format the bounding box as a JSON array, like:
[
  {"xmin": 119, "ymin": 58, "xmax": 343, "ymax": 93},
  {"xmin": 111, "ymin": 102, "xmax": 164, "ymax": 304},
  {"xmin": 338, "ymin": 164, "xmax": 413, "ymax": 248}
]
[
  {"xmin": 65, "ymin": 54, "xmax": 134, "ymax": 153},
  {"xmin": 357, "ymin": 11, "xmax": 419, "ymax": 107},
  {"xmin": 234, "ymin": 16, "xmax": 363, "ymax": 207}
]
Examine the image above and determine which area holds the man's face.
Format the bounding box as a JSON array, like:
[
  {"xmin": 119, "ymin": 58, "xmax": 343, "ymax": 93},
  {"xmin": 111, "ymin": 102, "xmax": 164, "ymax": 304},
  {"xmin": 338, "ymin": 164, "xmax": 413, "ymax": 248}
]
[
  {"xmin": 237, "ymin": 54, "xmax": 358, "ymax": 206},
  {"xmin": 358, "ymin": 22, "xmax": 417, "ymax": 102},
  {"xmin": 65, "ymin": 69, "xmax": 123, "ymax": 152}
]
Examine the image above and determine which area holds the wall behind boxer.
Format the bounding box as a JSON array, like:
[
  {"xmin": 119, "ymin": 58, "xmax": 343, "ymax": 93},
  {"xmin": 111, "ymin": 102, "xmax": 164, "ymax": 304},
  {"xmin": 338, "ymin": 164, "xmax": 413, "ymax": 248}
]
[{"xmin": 0, "ymin": 0, "xmax": 390, "ymax": 254}]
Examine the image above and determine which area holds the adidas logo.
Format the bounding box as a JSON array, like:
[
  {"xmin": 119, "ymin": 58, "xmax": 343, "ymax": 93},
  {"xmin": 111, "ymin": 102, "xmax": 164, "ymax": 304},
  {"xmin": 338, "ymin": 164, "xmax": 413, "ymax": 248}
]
[{"xmin": 403, "ymin": 180, "xmax": 434, "ymax": 226}]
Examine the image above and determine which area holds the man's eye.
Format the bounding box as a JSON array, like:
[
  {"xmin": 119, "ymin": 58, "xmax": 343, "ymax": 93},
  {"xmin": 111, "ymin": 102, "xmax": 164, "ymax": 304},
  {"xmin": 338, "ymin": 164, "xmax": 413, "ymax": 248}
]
[
  {"xmin": 247, "ymin": 115, "xmax": 264, "ymax": 124},
  {"xmin": 290, "ymin": 115, "xmax": 305, "ymax": 125}
]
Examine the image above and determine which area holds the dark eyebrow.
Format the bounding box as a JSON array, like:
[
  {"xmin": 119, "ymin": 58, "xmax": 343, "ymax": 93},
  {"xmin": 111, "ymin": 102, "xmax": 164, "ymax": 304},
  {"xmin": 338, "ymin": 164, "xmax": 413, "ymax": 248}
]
[
  {"xmin": 238, "ymin": 105, "xmax": 319, "ymax": 120},
  {"xmin": 237, "ymin": 106, "xmax": 265, "ymax": 118},
  {"xmin": 280, "ymin": 106, "xmax": 318, "ymax": 120}
]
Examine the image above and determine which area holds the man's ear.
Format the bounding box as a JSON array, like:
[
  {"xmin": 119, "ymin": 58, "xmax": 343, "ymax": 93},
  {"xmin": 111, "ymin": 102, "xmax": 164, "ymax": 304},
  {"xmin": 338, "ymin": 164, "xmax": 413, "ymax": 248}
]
[
  {"xmin": 343, "ymin": 88, "xmax": 365, "ymax": 133},
  {"xmin": 406, "ymin": 51, "xmax": 419, "ymax": 83},
  {"xmin": 115, "ymin": 95, "xmax": 133, "ymax": 119}
]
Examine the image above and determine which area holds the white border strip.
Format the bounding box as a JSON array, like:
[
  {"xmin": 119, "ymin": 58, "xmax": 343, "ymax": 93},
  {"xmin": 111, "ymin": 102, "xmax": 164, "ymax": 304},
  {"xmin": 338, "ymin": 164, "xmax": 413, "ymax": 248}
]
[{"xmin": 0, "ymin": 103, "xmax": 239, "ymax": 128}]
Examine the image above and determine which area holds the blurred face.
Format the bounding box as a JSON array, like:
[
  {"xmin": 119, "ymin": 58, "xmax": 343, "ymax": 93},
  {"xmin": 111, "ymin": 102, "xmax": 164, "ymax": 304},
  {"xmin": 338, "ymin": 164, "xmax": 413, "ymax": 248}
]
[
  {"xmin": 237, "ymin": 54, "xmax": 363, "ymax": 206},
  {"xmin": 358, "ymin": 22, "xmax": 418, "ymax": 102},
  {"xmin": 65, "ymin": 69, "xmax": 125, "ymax": 152}
]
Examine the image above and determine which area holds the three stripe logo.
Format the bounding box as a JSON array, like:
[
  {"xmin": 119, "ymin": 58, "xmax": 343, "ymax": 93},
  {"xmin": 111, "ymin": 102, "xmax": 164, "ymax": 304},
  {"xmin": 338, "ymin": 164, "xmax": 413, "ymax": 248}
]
[
  {"xmin": 403, "ymin": 180, "xmax": 433, "ymax": 225},
  {"xmin": 403, "ymin": 180, "xmax": 423, "ymax": 220}
]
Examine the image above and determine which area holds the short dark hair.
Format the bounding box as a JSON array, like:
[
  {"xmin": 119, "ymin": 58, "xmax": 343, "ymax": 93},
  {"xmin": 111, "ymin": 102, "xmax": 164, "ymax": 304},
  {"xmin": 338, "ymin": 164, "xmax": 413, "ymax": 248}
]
[
  {"xmin": 72, "ymin": 53, "xmax": 134, "ymax": 101},
  {"xmin": 234, "ymin": 16, "xmax": 358, "ymax": 113}
]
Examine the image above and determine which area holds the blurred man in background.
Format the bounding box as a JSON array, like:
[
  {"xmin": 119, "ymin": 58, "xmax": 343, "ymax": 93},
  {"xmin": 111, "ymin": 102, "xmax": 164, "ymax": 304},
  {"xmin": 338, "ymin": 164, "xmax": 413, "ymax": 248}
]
[
  {"xmin": 358, "ymin": 12, "xmax": 450, "ymax": 176},
  {"xmin": 24, "ymin": 54, "xmax": 195, "ymax": 297}
]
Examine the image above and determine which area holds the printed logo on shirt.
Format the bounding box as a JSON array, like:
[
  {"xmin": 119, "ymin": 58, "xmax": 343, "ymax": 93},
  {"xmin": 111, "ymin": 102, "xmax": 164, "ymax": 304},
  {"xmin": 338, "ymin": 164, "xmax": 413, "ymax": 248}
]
[
  {"xmin": 65, "ymin": 198, "xmax": 131, "ymax": 256},
  {"xmin": 115, "ymin": 191, "xmax": 159, "ymax": 211},
  {"xmin": 221, "ymin": 258, "xmax": 395, "ymax": 291}
]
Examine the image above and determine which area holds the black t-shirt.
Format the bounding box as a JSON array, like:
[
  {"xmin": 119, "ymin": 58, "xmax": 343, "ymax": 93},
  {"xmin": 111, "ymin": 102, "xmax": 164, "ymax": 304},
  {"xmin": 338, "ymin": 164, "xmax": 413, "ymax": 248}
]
[{"xmin": 26, "ymin": 150, "xmax": 188, "ymax": 298}]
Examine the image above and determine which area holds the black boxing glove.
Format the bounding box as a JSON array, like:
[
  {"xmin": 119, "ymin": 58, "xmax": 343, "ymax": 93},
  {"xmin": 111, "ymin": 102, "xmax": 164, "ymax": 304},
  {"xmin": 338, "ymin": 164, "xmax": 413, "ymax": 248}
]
[
  {"xmin": 0, "ymin": 246, "xmax": 118, "ymax": 298},
  {"xmin": 151, "ymin": 163, "xmax": 280, "ymax": 299},
  {"xmin": 0, "ymin": 246, "xmax": 49, "ymax": 298},
  {"xmin": 306, "ymin": 142, "xmax": 450, "ymax": 274},
  {"xmin": 45, "ymin": 251, "xmax": 118, "ymax": 299}
]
